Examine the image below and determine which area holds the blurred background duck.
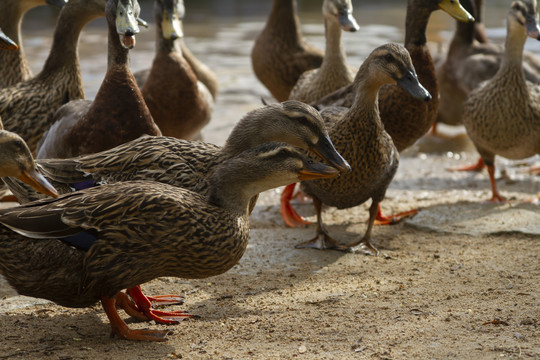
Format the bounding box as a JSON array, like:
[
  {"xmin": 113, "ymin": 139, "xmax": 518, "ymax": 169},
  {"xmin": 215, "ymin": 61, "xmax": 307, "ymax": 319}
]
[
  {"xmin": 0, "ymin": 0, "xmax": 108, "ymax": 153},
  {"xmin": 36, "ymin": 0, "xmax": 161, "ymax": 159},
  {"xmin": 0, "ymin": 142, "xmax": 338, "ymax": 341},
  {"xmin": 436, "ymin": 0, "xmax": 540, "ymax": 131},
  {"xmin": 288, "ymin": 0, "xmax": 359, "ymax": 104},
  {"xmin": 283, "ymin": 0, "xmax": 474, "ymax": 227},
  {"xmin": 134, "ymin": 0, "xmax": 213, "ymax": 141},
  {"xmin": 284, "ymin": 44, "xmax": 430, "ymax": 254},
  {"xmin": 0, "ymin": 0, "xmax": 67, "ymax": 88},
  {"xmin": 461, "ymin": 0, "xmax": 540, "ymax": 202},
  {"xmin": 7, "ymin": 101, "xmax": 349, "ymax": 205},
  {"xmin": 251, "ymin": 0, "xmax": 324, "ymax": 102}
]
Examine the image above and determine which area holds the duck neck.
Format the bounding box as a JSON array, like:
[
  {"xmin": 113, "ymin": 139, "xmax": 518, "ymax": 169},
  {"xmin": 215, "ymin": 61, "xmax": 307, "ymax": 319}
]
[
  {"xmin": 40, "ymin": 2, "xmax": 102, "ymax": 77},
  {"xmin": 266, "ymin": 0, "xmax": 303, "ymax": 45},
  {"xmin": 107, "ymin": 20, "xmax": 130, "ymax": 70},
  {"xmin": 347, "ymin": 68, "xmax": 385, "ymax": 131},
  {"xmin": 320, "ymin": 16, "xmax": 347, "ymax": 72},
  {"xmin": 404, "ymin": 1, "xmax": 431, "ymax": 47},
  {"xmin": 502, "ymin": 22, "xmax": 527, "ymax": 69},
  {"xmin": 208, "ymin": 167, "xmax": 260, "ymax": 216}
]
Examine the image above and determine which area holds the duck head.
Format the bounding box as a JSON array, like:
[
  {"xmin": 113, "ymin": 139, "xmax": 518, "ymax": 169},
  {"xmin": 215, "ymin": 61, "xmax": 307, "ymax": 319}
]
[
  {"xmin": 508, "ymin": 0, "xmax": 540, "ymax": 40},
  {"xmin": 437, "ymin": 0, "xmax": 475, "ymax": 23},
  {"xmin": 157, "ymin": 0, "xmax": 185, "ymax": 40},
  {"xmin": 324, "ymin": 0, "xmax": 360, "ymax": 32},
  {"xmin": 111, "ymin": 0, "xmax": 141, "ymax": 49},
  {"xmin": 0, "ymin": 131, "xmax": 58, "ymax": 198}
]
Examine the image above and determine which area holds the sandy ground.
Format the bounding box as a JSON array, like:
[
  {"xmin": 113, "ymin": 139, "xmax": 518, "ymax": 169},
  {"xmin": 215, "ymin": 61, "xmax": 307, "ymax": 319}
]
[{"xmin": 0, "ymin": 132, "xmax": 538, "ymax": 360}]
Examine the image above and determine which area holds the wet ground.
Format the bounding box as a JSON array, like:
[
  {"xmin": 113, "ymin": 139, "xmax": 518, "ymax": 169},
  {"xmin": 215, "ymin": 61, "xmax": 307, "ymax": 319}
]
[{"xmin": 1, "ymin": 1, "xmax": 539, "ymax": 359}]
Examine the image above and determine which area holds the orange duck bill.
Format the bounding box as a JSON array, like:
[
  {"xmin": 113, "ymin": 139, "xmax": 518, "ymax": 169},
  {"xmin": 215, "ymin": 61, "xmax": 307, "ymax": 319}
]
[{"xmin": 17, "ymin": 168, "xmax": 59, "ymax": 198}]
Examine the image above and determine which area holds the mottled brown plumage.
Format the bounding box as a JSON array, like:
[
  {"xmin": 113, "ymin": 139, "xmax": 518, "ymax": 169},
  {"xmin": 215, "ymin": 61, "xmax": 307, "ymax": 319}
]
[
  {"xmin": 0, "ymin": 142, "xmax": 338, "ymax": 341},
  {"xmin": 5, "ymin": 101, "xmax": 349, "ymax": 204},
  {"xmin": 295, "ymin": 44, "xmax": 431, "ymax": 254},
  {"xmin": 462, "ymin": 0, "xmax": 540, "ymax": 202},
  {"xmin": 251, "ymin": 0, "xmax": 324, "ymax": 102},
  {"xmin": 134, "ymin": 0, "xmax": 213, "ymax": 141},
  {"xmin": 0, "ymin": 0, "xmax": 66, "ymax": 88},
  {"xmin": 437, "ymin": 0, "xmax": 540, "ymax": 127},
  {"xmin": 315, "ymin": 0, "xmax": 473, "ymax": 152},
  {"xmin": 288, "ymin": 0, "xmax": 359, "ymax": 104},
  {"xmin": 0, "ymin": 0, "xmax": 108, "ymax": 153},
  {"xmin": 36, "ymin": 0, "xmax": 160, "ymax": 159}
]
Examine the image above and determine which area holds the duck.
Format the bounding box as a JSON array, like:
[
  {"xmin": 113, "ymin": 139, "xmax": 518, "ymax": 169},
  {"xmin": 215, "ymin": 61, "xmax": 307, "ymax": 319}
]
[
  {"xmin": 285, "ymin": 43, "xmax": 431, "ymax": 255},
  {"xmin": 6, "ymin": 100, "xmax": 350, "ymax": 205},
  {"xmin": 281, "ymin": 0, "xmax": 473, "ymax": 228},
  {"xmin": 0, "ymin": 0, "xmax": 108, "ymax": 154},
  {"xmin": 436, "ymin": 0, "xmax": 540, "ymax": 131},
  {"xmin": 461, "ymin": 0, "xmax": 540, "ymax": 202},
  {"xmin": 131, "ymin": 0, "xmax": 213, "ymax": 141},
  {"xmin": 251, "ymin": 0, "xmax": 324, "ymax": 102},
  {"xmin": 0, "ymin": 130, "xmax": 58, "ymax": 198},
  {"xmin": 288, "ymin": 0, "xmax": 359, "ymax": 104},
  {"xmin": 0, "ymin": 0, "xmax": 67, "ymax": 88},
  {"xmin": 0, "ymin": 142, "xmax": 338, "ymax": 341},
  {"xmin": 35, "ymin": 0, "xmax": 161, "ymax": 159}
]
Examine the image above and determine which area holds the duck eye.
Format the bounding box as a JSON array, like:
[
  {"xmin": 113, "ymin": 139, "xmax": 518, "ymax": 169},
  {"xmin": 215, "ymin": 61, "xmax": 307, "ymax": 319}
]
[{"xmin": 385, "ymin": 53, "xmax": 393, "ymax": 62}]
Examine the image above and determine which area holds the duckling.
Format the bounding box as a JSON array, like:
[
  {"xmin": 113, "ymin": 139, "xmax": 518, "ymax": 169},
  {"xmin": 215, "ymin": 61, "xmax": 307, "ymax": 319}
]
[
  {"xmin": 0, "ymin": 27, "xmax": 17, "ymax": 51},
  {"xmin": 461, "ymin": 0, "xmax": 540, "ymax": 202},
  {"xmin": 251, "ymin": 0, "xmax": 324, "ymax": 102},
  {"xmin": 0, "ymin": 0, "xmax": 67, "ymax": 87},
  {"xmin": 436, "ymin": 0, "xmax": 540, "ymax": 130},
  {"xmin": 36, "ymin": 0, "xmax": 161, "ymax": 159},
  {"xmin": 288, "ymin": 0, "xmax": 359, "ymax": 104},
  {"xmin": 287, "ymin": 44, "xmax": 431, "ymax": 254},
  {"xmin": 0, "ymin": 0, "xmax": 108, "ymax": 153},
  {"xmin": 6, "ymin": 100, "xmax": 350, "ymax": 205},
  {"xmin": 315, "ymin": 0, "xmax": 473, "ymax": 152},
  {"xmin": 132, "ymin": 0, "xmax": 213, "ymax": 141},
  {"xmin": 0, "ymin": 130, "xmax": 57, "ymax": 198},
  {"xmin": 0, "ymin": 142, "xmax": 338, "ymax": 341}
]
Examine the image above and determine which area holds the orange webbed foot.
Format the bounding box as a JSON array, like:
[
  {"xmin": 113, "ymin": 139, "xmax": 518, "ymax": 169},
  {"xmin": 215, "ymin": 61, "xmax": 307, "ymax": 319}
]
[
  {"xmin": 374, "ymin": 205, "xmax": 418, "ymax": 225},
  {"xmin": 447, "ymin": 157, "xmax": 485, "ymax": 172},
  {"xmin": 280, "ymin": 183, "xmax": 312, "ymax": 228}
]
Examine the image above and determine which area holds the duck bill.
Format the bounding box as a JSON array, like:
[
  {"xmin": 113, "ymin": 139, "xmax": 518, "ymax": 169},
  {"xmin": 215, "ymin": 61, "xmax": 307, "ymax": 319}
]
[
  {"xmin": 0, "ymin": 28, "xmax": 17, "ymax": 51},
  {"xmin": 438, "ymin": 0, "xmax": 475, "ymax": 23},
  {"xmin": 338, "ymin": 10, "xmax": 360, "ymax": 32},
  {"xmin": 137, "ymin": 17, "xmax": 149, "ymax": 28},
  {"xmin": 17, "ymin": 168, "xmax": 58, "ymax": 198},
  {"xmin": 298, "ymin": 162, "xmax": 339, "ymax": 181},
  {"xmin": 526, "ymin": 14, "xmax": 540, "ymax": 40},
  {"xmin": 397, "ymin": 69, "xmax": 432, "ymax": 102},
  {"xmin": 116, "ymin": 1, "xmax": 140, "ymax": 49},
  {"xmin": 45, "ymin": 0, "xmax": 67, "ymax": 8},
  {"xmin": 161, "ymin": 9, "xmax": 184, "ymax": 40},
  {"xmin": 310, "ymin": 135, "xmax": 351, "ymax": 173}
]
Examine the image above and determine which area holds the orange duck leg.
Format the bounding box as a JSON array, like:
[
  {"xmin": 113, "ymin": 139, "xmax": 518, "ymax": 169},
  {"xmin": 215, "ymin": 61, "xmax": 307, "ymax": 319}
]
[{"xmin": 280, "ymin": 183, "xmax": 312, "ymax": 227}]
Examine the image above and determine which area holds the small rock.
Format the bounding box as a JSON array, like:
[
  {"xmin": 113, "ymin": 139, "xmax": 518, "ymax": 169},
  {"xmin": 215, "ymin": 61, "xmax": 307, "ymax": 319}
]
[
  {"xmin": 513, "ymin": 332, "xmax": 525, "ymax": 340},
  {"xmin": 298, "ymin": 345, "xmax": 307, "ymax": 354}
]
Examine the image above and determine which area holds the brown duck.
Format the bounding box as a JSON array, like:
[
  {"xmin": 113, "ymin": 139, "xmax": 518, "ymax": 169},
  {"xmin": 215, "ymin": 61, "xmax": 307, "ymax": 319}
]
[
  {"xmin": 0, "ymin": 0, "xmax": 109, "ymax": 153},
  {"xmin": 0, "ymin": 0, "xmax": 67, "ymax": 88},
  {"xmin": 0, "ymin": 142, "xmax": 338, "ymax": 341},
  {"xmin": 133, "ymin": 0, "xmax": 213, "ymax": 141},
  {"xmin": 288, "ymin": 0, "xmax": 359, "ymax": 104},
  {"xmin": 36, "ymin": 0, "xmax": 161, "ymax": 159},
  {"xmin": 461, "ymin": 0, "xmax": 540, "ymax": 202},
  {"xmin": 288, "ymin": 43, "xmax": 431, "ymax": 254},
  {"xmin": 251, "ymin": 0, "xmax": 324, "ymax": 102}
]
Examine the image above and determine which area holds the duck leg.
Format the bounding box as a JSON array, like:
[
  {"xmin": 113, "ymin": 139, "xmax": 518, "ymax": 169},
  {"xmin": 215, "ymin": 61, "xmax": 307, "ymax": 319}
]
[
  {"xmin": 101, "ymin": 295, "xmax": 170, "ymax": 342},
  {"xmin": 447, "ymin": 157, "xmax": 485, "ymax": 172},
  {"xmin": 280, "ymin": 183, "xmax": 312, "ymax": 227},
  {"xmin": 344, "ymin": 200, "xmax": 380, "ymax": 256},
  {"xmin": 486, "ymin": 163, "xmax": 506, "ymax": 202},
  {"xmin": 125, "ymin": 286, "xmax": 194, "ymax": 324},
  {"xmin": 374, "ymin": 203, "xmax": 418, "ymax": 225},
  {"xmin": 295, "ymin": 196, "xmax": 348, "ymax": 251}
]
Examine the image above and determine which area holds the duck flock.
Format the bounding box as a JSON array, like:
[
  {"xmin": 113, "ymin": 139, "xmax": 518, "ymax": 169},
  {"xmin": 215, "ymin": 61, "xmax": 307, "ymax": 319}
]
[{"xmin": 0, "ymin": 0, "xmax": 537, "ymax": 342}]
